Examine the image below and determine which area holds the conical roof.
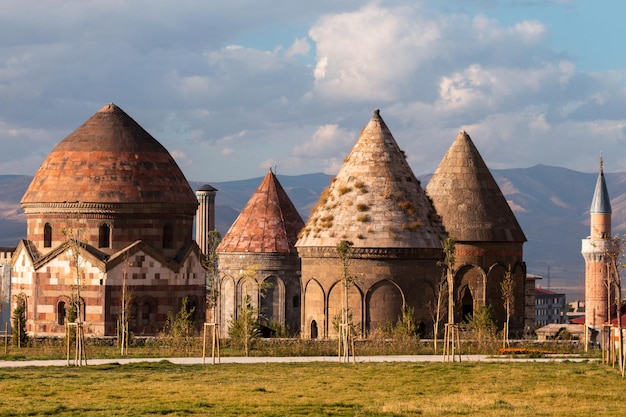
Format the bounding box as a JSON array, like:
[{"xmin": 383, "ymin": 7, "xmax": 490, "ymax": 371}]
[
  {"xmin": 217, "ymin": 169, "xmax": 305, "ymax": 254},
  {"xmin": 425, "ymin": 131, "xmax": 526, "ymax": 243},
  {"xmin": 21, "ymin": 103, "xmax": 196, "ymax": 208},
  {"xmin": 590, "ymin": 158, "xmax": 611, "ymax": 214},
  {"xmin": 296, "ymin": 109, "xmax": 447, "ymax": 249}
]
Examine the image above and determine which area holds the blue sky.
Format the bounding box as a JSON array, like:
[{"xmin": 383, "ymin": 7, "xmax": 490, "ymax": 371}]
[{"xmin": 1, "ymin": 0, "xmax": 625, "ymax": 182}]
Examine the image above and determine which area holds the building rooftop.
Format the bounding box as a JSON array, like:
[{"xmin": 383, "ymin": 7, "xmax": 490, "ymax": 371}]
[
  {"xmin": 218, "ymin": 169, "xmax": 304, "ymax": 254},
  {"xmin": 296, "ymin": 109, "xmax": 447, "ymax": 249},
  {"xmin": 21, "ymin": 103, "xmax": 196, "ymax": 208},
  {"xmin": 535, "ymin": 288, "xmax": 565, "ymax": 296},
  {"xmin": 426, "ymin": 131, "xmax": 526, "ymax": 243}
]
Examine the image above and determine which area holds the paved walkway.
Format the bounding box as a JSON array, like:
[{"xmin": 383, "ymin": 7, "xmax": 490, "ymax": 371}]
[{"xmin": 0, "ymin": 354, "xmax": 591, "ymax": 368}]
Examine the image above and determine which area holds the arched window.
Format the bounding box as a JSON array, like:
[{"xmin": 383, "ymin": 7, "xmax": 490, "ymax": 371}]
[
  {"xmin": 57, "ymin": 301, "xmax": 66, "ymax": 325},
  {"xmin": 131, "ymin": 298, "xmax": 157, "ymax": 332},
  {"xmin": 44, "ymin": 223, "xmax": 52, "ymax": 248},
  {"xmin": 141, "ymin": 303, "xmax": 151, "ymax": 326},
  {"xmin": 98, "ymin": 223, "xmax": 111, "ymax": 248},
  {"xmin": 163, "ymin": 223, "xmax": 173, "ymax": 249},
  {"xmin": 187, "ymin": 296, "xmax": 199, "ymax": 323}
]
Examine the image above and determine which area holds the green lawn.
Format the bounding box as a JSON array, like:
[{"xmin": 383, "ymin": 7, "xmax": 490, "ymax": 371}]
[{"xmin": 0, "ymin": 360, "xmax": 623, "ymax": 416}]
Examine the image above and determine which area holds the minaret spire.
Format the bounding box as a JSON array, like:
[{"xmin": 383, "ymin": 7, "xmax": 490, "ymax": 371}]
[
  {"xmin": 600, "ymin": 152, "xmax": 603, "ymax": 173},
  {"xmin": 582, "ymin": 156, "xmax": 612, "ymax": 337},
  {"xmin": 590, "ymin": 154, "xmax": 611, "ymax": 218}
]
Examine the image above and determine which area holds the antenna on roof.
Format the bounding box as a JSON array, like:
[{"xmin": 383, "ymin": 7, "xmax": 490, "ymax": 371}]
[{"xmin": 273, "ymin": 164, "xmax": 277, "ymax": 175}]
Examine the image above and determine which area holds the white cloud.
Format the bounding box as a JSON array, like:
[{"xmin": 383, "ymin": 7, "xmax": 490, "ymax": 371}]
[
  {"xmin": 293, "ymin": 124, "xmax": 354, "ymax": 158},
  {"xmin": 286, "ymin": 38, "xmax": 311, "ymax": 57},
  {"xmin": 309, "ymin": 4, "xmax": 440, "ymax": 101},
  {"xmin": 1, "ymin": 0, "xmax": 626, "ymax": 182}
]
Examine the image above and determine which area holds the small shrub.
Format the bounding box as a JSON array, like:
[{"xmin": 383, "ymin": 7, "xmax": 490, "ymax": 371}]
[
  {"xmin": 338, "ymin": 185, "xmax": 352, "ymax": 196},
  {"xmin": 161, "ymin": 297, "xmax": 196, "ymax": 356},
  {"xmin": 357, "ymin": 214, "xmax": 370, "ymax": 223},
  {"xmin": 462, "ymin": 305, "xmax": 498, "ymax": 354},
  {"xmin": 319, "ymin": 214, "xmax": 334, "ymax": 229},
  {"xmin": 402, "ymin": 221, "xmax": 421, "ymax": 231},
  {"xmin": 356, "ymin": 203, "xmax": 369, "ymax": 212},
  {"xmin": 398, "ymin": 200, "xmax": 416, "ymax": 217},
  {"xmin": 311, "ymin": 188, "xmax": 332, "ymax": 213},
  {"xmin": 393, "ymin": 306, "xmax": 419, "ymax": 341},
  {"xmin": 263, "ymin": 320, "xmax": 291, "ymax": 338},
  {"xmin": 354, "ymin": 181, "xmax": 368, "ymax": 194}
]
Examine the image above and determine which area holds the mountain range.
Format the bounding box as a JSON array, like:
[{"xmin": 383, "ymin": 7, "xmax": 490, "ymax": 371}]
[{"xmin": 0, "ymin": 165, "xmax": 619, "ymax": 300}]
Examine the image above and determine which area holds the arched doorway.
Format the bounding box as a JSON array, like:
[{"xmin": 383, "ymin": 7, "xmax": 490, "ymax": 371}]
[
  {"xmin": 461, "ymin": 288, "xmax": 474, "ymax": 321},
  {"xmin": 310, "ymin": 320, "xmax": 318, "ymax": 339}
]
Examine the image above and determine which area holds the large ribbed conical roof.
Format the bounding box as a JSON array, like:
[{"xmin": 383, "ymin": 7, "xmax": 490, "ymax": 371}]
[
  {"xmin": 217, "ymin": 169, "xmax": 304, "ymax": 254},
  {"xmin": 296, "ymin": 110, "xmax": 447, "ymax": 249},
  {"xmin": 21, "ymin": 103, "xmax": 196, "ymax": 208},
  {"xmin": 425, "ymin": 131, "xmax": 526, "ymax": 242}
]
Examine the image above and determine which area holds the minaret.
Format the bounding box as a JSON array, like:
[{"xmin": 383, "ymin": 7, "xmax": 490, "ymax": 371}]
[
  {"xmin": 195, "ymin": 184, "xmax": 217, "ymax": 255},
  {"xmin": 582, "ymin": 157, "xmax": 612, "ymax": 331}
]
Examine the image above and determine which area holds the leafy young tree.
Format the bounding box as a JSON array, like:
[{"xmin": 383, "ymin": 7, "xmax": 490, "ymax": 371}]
[
  {"xmin": 393, "ymin": 305, "xmax": 418, "ymax": 340},
  {"xmin": 438, "ymin": 238, "xmax": 460, "ymax": 360},
  {"xmin": 65, "ymin": 297, "xmax": 79, "ymax": 342},
  {"xmin": 500, "ymin": 265, "xmax": 515, "ymax": 347},
  {"xmin": 463, "ymin": 305, "xmax": 497, "ymax": 353},
  {"xmin": 227, "ymin": 265, "xmax": 261, "ymax": 356},
  {"xmin": 119, "ymin": 255, "xmax": 132, "ymax": 356},
  {"xmin": 202, "ymin": 230, "xmax": 222, "ymax": 324},
  {"xmin": 228, "ymin": 294, "xmax": 261, "ymax": 357},
  {"xmin": 201, "ymin": 230, "xmax": 222, "ymax": 362},
  {"xmin": 604, "ymin": 234, "xmax": 625, "ymax": 376},
  {"xmin": 163, "ymin": 297, "xmax": 196, "ymax": 355},
  {"xmin": 12, "ymin": 293, "xmax": 27, "ymax": 347},
  {"xmin": 62, "ymin": 219, "xmax": 87, "ymax": 365},
  {"xmin": 427, "ymin": 272, "xmax": 447, "ymax": 353},
  {"xmin": 336, "ymin": 240, "xmax": 355, "ymax": 361},
  {"xmin": 438, "ymin": 238, "xmax": 456, "ymax": 325}
]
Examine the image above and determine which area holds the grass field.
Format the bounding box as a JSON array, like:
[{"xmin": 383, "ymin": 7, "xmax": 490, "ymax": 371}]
[
  {"xmin": 0, "ymin": 335, "xmax": 587, "ymax": 361},
  {"xmin": 0, "ymin": 360, "xmax": 623, "ymax": 416}
]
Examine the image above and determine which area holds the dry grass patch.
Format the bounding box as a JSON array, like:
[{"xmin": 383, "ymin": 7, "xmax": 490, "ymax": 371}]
[{"xmin": 0, "ymin": 361, "xmax": 623, "ymax": 416}]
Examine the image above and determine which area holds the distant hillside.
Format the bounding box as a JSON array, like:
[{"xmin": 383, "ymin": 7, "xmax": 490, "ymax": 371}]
[
  {"xmin": 0, "ymin": 175, "xmax": 32, "ymax": 246},
  {"xmin": 1, "ymin": 166, "xmax": 622, "ymax": 299}
]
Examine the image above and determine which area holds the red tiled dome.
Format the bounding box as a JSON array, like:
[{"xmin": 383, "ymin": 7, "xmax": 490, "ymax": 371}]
[
  {"xmin": 21, "ymin": 103, "xmax": 196, "ymax": 208},
  {"xmin": 218, "ymin": 169, "xmax": 304, "ymax": 254}
]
